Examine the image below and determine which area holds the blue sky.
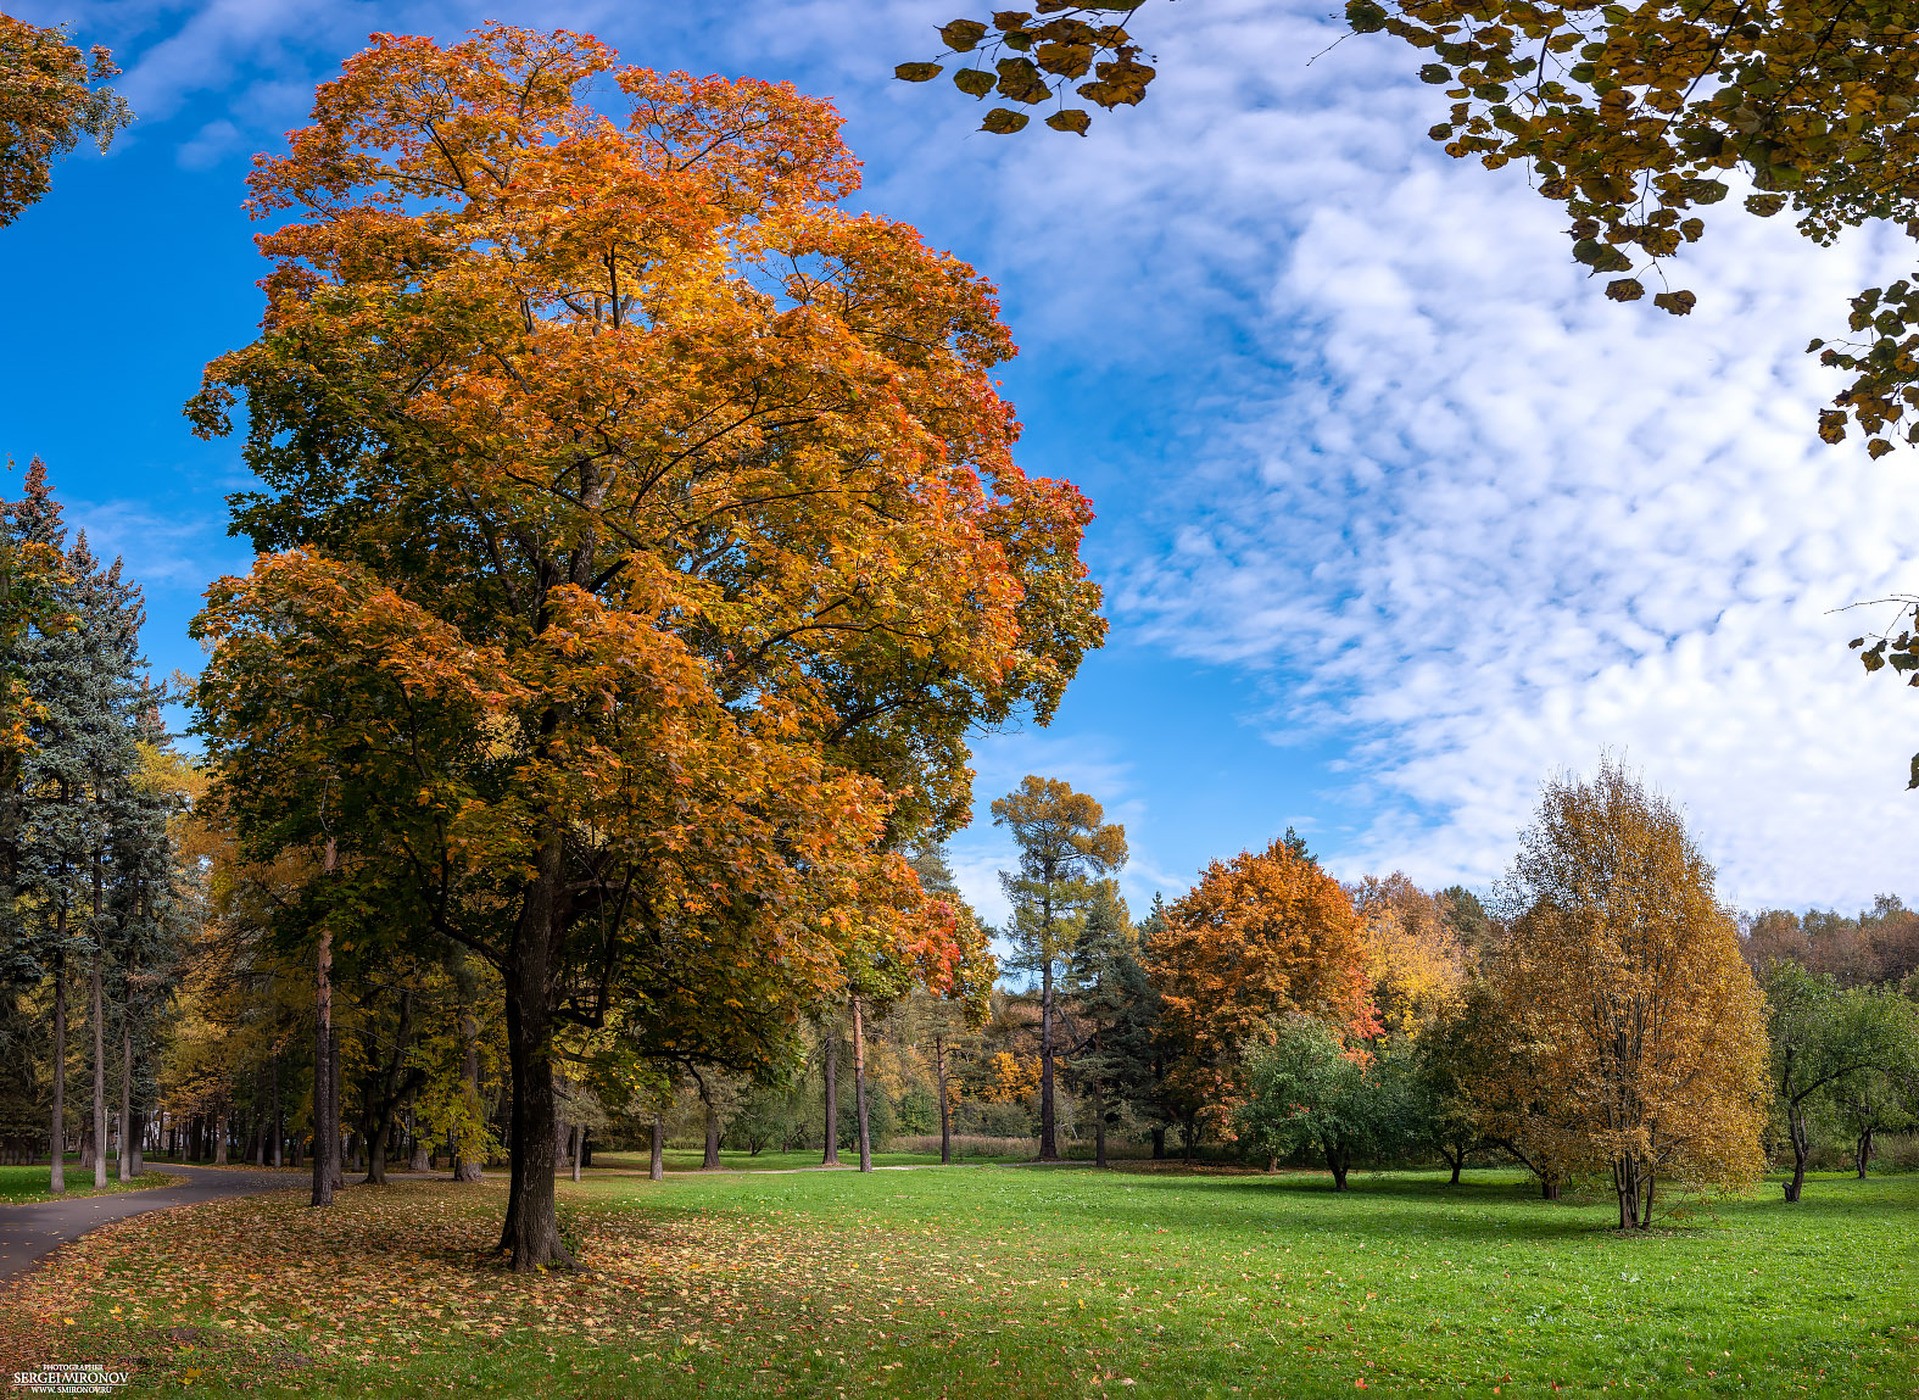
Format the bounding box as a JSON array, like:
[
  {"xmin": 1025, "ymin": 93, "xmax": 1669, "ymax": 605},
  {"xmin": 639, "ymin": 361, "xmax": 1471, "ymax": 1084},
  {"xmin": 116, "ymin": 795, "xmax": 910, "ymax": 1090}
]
[{"xmin": 5, "ymin": 0, "xmax": 1918, "ymax": 924}]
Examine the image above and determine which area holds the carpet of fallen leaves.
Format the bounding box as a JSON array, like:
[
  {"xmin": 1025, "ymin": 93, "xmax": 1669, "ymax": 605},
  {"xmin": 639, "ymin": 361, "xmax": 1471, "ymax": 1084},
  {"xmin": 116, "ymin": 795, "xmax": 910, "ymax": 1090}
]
[{"xmin": 0, "ymin": 1176, "xmax": 1027, "ymax": 1396}]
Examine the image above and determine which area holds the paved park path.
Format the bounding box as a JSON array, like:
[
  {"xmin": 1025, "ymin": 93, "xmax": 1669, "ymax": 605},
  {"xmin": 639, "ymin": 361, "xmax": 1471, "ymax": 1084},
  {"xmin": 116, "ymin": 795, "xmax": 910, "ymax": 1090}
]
[{"xmin": 0, "ymin": 1165, "xmax": 293, "ymax": 1283}]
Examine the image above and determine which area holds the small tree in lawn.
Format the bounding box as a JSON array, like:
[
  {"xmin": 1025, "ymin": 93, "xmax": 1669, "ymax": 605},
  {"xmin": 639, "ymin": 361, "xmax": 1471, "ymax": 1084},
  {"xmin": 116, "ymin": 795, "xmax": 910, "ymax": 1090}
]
[
  {"xmin": 1236, "ymin": 1016, "xmax": 1412, "ymax": 1190},
  {"xmin": 1491, "ymin": 759, "xmax": 1770, "ymax": 1228},
  {"xmin": 992, "ymin": 776, "xmax": 1126, "ymax": 1162}
]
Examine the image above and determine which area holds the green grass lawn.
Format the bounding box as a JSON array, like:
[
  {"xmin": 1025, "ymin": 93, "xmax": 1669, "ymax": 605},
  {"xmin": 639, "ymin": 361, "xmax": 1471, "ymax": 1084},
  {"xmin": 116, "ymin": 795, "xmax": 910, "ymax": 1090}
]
[
  {"xmin": 0, "ymin": 1162, "xmax": 179, "ymax": 1204},
  {"xmin": 590, "ymin": 1146, "xmax": 1028, "ymax": 1173},
  {"xmin": 1, "ymin": 1163, "xmax": 1912, "ymax": 1396}
]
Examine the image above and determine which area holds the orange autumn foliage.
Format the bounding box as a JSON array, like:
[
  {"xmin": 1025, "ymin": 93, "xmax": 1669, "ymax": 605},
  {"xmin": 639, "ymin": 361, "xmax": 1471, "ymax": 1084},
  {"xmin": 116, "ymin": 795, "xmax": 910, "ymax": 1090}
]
[
  {"xmin": 1148, "ymin": 839, "xmax": 1374, "ymax": 1141},
  {"xmin": 1478, "ymin": 760, "xmax": 1770, "ymax": 1227},
  {"xmin": 1350, "ymin": 872, "xmax": 1471, "ymax": 1040}
]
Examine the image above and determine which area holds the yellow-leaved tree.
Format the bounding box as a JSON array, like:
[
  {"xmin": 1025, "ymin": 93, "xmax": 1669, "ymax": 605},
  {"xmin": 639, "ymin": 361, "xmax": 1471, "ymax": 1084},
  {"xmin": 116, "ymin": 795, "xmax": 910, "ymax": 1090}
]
[{"xmin": 1484, "ymin": 759, "xmax": 1769, "ymax": 1228}]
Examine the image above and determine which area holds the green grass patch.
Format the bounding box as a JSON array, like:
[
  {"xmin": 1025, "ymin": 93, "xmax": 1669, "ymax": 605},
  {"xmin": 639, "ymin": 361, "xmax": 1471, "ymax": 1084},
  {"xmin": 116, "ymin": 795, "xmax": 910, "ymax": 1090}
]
[
  {"xmin": 589, "ymin": 1147, "xmax": 1028, "ymax": 1174},
  {"xmin": 1, "ymin": 1164, "xmax": 1912, "ymax": 1395},
  {"xmin": 0, "ymin": 1163, "xmax": 179, "ymax": 1205}
]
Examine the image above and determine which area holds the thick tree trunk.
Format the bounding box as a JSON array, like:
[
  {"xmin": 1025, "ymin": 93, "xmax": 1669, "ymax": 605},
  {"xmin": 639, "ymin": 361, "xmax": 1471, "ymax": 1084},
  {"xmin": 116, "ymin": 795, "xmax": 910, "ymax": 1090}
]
[
  {"xmin": 821, "ymin": 1027, "xmax": 840, "ymax": 1165},
  {"xmin": 702, "ymin": 1096, "xmax": 722, "ymax": 1169},
  {"xmin": 498, "ymin": 841, "xmax": 572, "ymax": 1271},
  {"xmin": 1326, "ymin": 1144, "xmax": 1350, "ymax": 1192},
  {"xmin": 49, "ymin": 939, "xmax": 65, "ymax": 1193},
  {"xmin": 90, "ymin": 951, "xmax": 107, "ymax": 1189},
  {"xmin": 311, "ymin": 912, "xmax": 334, "ymax": 1207},
  {"xmin": 852, "ymin": 996, "xmax": 872, "ymax": 1173},
  {"xmin": 1855, "ymin": 1127, "xmax": 1873, "ymax": 1179},
  {"xmin": 1151, "ymin": 1126, "xmax": 1165, "ymax": 1161},
  {"xmin": 129, "ymin": 1109, "xmax": 142, "ymax": 1175},
  {"xmin": 214, "ymin": 1111, "xmax": 230, "ymax": 1166},
  {"xmin": 1540, "ymin": 1174, "xmax": 1561, "ymax": 1201},
  {"xmin": 1038, "ymin": 960, "xmax": 1059, "ymax": 1161},
  {"xmin": 649, "ymin": 1114, "xmax": 664, "ymax": 1181},
  {"xmin": 118, "ymin": 1012, "xmax": 135, "ymax": 1180},
  {"xmin": 935, "ymin": 1036, "xmax": 951, "ymax": 1166}
]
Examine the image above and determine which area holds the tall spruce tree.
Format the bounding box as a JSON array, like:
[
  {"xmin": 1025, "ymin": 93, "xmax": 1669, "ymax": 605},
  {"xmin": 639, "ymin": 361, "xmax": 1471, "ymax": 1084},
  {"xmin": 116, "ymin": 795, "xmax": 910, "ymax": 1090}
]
[{"xmin": 8, "ymin": 464, "xmax": 152, "ymax": 1189}]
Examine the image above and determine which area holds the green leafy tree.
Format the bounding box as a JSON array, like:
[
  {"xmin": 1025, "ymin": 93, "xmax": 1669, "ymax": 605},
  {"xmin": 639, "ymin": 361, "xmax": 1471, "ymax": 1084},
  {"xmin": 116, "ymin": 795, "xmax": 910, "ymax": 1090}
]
[
  {"xmin": 1236, "ymin": 1015, "xmax": 1415, "ymax": 1190},
  {"xmin": 991, "ymin": 775, "xmax": 1127, "ymax": 1161},
  {"xmin": 1763, "ymin": 960, "xmax": 1917, "ymax": 1201}
]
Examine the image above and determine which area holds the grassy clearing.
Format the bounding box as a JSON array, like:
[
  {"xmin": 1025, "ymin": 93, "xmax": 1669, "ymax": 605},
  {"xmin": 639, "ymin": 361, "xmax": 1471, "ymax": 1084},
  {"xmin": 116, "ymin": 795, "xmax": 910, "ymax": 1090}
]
[
  {"xmin": 590, "ymin": 1147, "xmax": 1027, "ymax": 1174},
  {"xmin": 0, "ymin": 1164, "xmax": 1912, "ymax": 1396},
  {"xmin": 0, "ymin": 1163, "xmax": 180, "ymax": 1205}
]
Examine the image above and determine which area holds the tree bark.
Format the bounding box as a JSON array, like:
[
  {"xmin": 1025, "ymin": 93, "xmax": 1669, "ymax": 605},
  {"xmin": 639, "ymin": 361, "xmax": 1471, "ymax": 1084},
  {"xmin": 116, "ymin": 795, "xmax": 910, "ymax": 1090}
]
[
  {"xmin": 49, "ymin": 936, "xmax": 65, "ymax": 1193},
  {"xmin": 851, "ymin": 996, "xmax": 872, "ymax": 1173},
  {"xmin": 1783, "ymin": 1101, "xmax": 1809, "ymax": 1203},
  {"xmin": 702, "ymin": 1094, "xmax": 722, "ymax": 1170},
  {"xmin": 118, "ymin": 1022, "xmax": 133, "ymax": 1182},
  {"xmin": 1540, "ymin": 1174, "xmax": 1560, "ymax": 1201},
  {"xmin": 1038, "ymin": 956, "xmax": 1059, "ymax": 1161},
  {"xmin": 497, "ymin": 843, "xmax": 573, "ymax": 1269},
  {"xmin": 1855, "ymin": 1126, "xmax": 1873, "ymax": 1179},
  {"xmin": 214, "ymin": 1110, "xmax": 230, "ymax": 1166},
  {"xmin": 821, "ymin": 1025, "xmax": 840, "ymax": 1165},
  {"xmin": 311, "ymin": 901, "xmax": 334, "ymax": 1207},
  {"xmin": 935, "ymin": 1035, "xmax": 951, "ymax": 1166},
  {"xmin": 90, "ymin": 950, "xmax": 107, "ymax": 1189},
  {"xmin": 649, "ymin": 1114, "xmax": 664, "ymax": 1181},
  {"xmin": 129, "ymin": 1108, "xmax": 142, "ymax": 1175},
  {"xmin": 1326, "ymin": 1144, "xmax": 1350, "ymax": 1191}
]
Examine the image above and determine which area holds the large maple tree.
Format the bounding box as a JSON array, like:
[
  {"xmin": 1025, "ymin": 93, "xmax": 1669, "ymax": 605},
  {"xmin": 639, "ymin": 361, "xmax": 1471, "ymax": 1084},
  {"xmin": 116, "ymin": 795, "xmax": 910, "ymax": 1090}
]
[{"xmin": 190, "ymin": 24, "xmax": 1102, "ymax": 1269}]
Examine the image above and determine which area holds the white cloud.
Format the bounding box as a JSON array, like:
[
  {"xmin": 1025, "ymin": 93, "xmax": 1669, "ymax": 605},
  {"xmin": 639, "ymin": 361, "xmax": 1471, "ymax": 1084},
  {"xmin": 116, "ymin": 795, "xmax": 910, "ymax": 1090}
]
[{"xmin": 23, "ymin": 0, "xmax": 1918, "ymax": 913}]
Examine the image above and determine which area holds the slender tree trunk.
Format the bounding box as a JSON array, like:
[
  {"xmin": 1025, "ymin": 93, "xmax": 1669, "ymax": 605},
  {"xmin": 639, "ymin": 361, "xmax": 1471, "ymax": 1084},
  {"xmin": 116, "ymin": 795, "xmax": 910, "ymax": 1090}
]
[
  {"xmin": 49, "ymin": 937, "xmax": 65, "ymax": 1193},
  {"xmin": 498, "ymin": 837, "xmax": 571, "ymax": 1271},
  {"xmin": 311, "ymin": 874, "xmax": 334, "ymax": 1207},
  {"xmin": 89, "ymin": 943, "xmax": 106, "ymax": 1181},
  {"xmin": 649, "ymin": 1114, "xmax": 664, "ymax": 1181},
  {"xmin": 1038, "ymin": 959, "xmax": 1059, "ymax": 1161},
  {"xmin": 935, "ymin": 1036, "xmax": 952, "ymax": 1166},
  {"xmin": 330, "ymin": 1031, "xmax": 346, "ymax": 1188},
  {"xmin": 1855, "ymin": 1127, "xmax": 1874, "ymax": 1179},
  {"xmin": 1093, "ymin": 1079, "xmax": 1108, "ymax": 1169},
  {"xmin": 118, "ymin": 1023, "xmax": 133, "ymax": 1182},
  {"xmin": 129, "ymin": 1109, "xmax": 142, "ymax": 1175},
  {"xmin": 852, "ymin": 996, "xmax": 872, "ymax": 1173},
  {"xmin": 270, "ymin": 1055, "xmax": 283, "ymax": 1168},
  {"xmin": 821, "ymin": 1027, "xmax": 840, "ymax": 1166},
  {"xmin": 454, "ymin": 964, "xmax": 484, "ymax": 1181},
  {"xmin": 1784, "ymin": 1102, "xmax": 1809, "ymax": 1203}
]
